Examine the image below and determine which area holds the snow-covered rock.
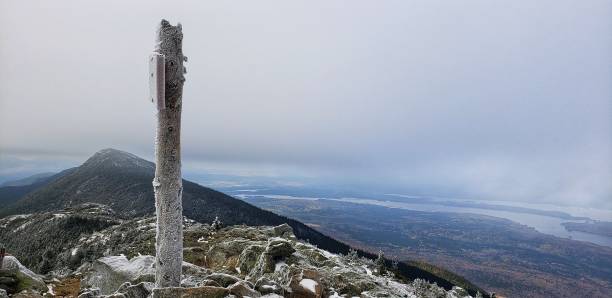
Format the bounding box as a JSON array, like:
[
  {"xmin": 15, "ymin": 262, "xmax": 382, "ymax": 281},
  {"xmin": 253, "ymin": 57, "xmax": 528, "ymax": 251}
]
[
  {"xmin": 80, "ymin": 255, "xmax": 155, "ymax": 294},
  {"xmin": 2, "ymin": 213, "xmax": 482, "ymax": 298}
]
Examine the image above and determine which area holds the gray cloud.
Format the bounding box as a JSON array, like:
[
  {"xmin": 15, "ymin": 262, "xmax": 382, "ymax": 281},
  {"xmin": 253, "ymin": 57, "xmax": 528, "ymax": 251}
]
[{"xmin": 1, "ymin": 1, "xmax": 610, "ymax": 207}]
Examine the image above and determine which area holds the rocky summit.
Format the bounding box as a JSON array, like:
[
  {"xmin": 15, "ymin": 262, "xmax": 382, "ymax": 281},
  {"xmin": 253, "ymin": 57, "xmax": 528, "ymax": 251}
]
[{"xmin": 0, "ymin": 204, "xmax": 481, "ymax": 298}]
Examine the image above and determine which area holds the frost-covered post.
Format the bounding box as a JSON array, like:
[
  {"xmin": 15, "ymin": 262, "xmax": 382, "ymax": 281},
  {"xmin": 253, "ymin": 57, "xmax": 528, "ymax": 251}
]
[
  {"xmin": 0, "ymin": 246, "xmax": 5, "ymax": 269},
  {"xmin": 150, "ymin": 19, "xmax": 187, "ymax": 289}
]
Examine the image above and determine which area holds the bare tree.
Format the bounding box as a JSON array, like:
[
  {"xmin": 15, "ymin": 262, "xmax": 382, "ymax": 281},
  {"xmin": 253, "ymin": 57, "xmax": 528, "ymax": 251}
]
[{"xmin": 150, "ymin": 19, "xmax": 187, "ymax": 288}]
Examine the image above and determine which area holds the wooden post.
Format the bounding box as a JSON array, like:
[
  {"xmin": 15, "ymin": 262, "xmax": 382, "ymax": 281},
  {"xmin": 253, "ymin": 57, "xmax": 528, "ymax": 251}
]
[{"xmin": 150, "ymin": 19, "xmax": 187, "ymax": 289}]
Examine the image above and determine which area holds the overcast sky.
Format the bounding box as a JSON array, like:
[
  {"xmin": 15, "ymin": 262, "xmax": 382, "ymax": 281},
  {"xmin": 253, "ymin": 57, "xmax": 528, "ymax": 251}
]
[{"xmin": 1, "ymin": 1, "xmax": 610, "ymax": 207}]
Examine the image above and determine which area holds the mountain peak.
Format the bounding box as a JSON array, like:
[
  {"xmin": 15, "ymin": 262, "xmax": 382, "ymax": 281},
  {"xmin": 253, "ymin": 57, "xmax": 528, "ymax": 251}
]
[{"xmin": 81, "ymin": 148, "xmax": 154, "ymax": 171}]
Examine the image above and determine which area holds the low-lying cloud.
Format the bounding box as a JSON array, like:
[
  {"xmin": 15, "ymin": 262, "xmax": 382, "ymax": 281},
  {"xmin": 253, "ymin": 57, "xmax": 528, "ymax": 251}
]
[{"xmin": 1, "ymin": 0, "xmax": 610, "ymax": 207}]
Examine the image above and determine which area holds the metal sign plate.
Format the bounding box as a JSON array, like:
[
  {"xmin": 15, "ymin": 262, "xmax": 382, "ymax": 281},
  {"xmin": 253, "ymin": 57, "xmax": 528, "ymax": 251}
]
[{"xmin": 149, "ymin": 53, "xmax": 165, "ymax": 110}]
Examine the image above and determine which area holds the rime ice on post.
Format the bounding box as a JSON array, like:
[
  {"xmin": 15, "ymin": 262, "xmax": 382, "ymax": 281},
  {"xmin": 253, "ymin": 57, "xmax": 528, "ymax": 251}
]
[
  {"xmin": 150, "ymin": 19, "xmax": 187, "ymax": 290},
  {"xmin": 0, "ymin": 246, "xmax": 5, "ymax": 269}
]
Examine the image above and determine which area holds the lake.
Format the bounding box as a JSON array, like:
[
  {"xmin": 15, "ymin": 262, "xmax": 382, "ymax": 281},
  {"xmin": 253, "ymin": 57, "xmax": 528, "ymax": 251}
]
[{"xmin": 233, "ymin": 191, "xmax": 612, "ymax": 248}]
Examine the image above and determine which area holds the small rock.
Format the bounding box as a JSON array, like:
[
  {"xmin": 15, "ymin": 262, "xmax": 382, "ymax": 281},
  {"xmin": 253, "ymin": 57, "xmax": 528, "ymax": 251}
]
[
  {"xmin": 196, "ymin": 279, "xmax": 221, "ymax": 287},
  {"xmin": 181, "ymin": 276, "xmax": 204, "ymax": 288},
  {"xmin": 116, "ymin": 282, "xmax": 153, "ymax": 298},
  {"xmin": 12, "ymin": 289, "xmax": 44, "ymax": 298},
  {"xmin": 261, "ymin": 294, "xmax": 283, "ymax": 298},
  {"xmin": 255, "ymin": 277, "xmax": 284, "ymax": 295},
  {"xmin": 77, "ymin": 288, "xmax": 101, "ymax": 298},
  {"xmin": 204, "ymin": 273, "xmax": 241, "ymax": 287}
]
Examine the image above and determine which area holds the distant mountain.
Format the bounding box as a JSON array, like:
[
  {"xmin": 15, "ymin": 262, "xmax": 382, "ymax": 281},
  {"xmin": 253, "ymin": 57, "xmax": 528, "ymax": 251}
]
[
  {"xmin": 0, "ymin": 171, "xmax": 67, "ymax": 206},
  {"xmin": 0, "ymin": 149, "xmax": 346, "ymax": 241},
  {"xmin": 0, "ymin": 148, "xmax": 487, "ymax": 296},
  {"xmin": 1, "ymin": 149, "xmax": 321, "ymax": 230},
  {"xmin": 0, "ymin": 172, "xmax": 56, "ymax": 187}
]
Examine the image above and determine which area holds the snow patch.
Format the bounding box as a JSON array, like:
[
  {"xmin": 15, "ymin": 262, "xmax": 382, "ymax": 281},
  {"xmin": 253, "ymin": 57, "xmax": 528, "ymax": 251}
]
[
  {"xmin": 0, "ymin": 214, "xmax": 31, "ymax": 228},
  {"xmin": 299, "ymin": 279, "xmax": 318, "ymax": 294},
  {"xmin": 262, "ymin": 284, "xmax": 278, "ymax": 290},
  {"xmin": 47, "ymin": 284, "xmax": 55, "ymax": 295},
  {"xmin": 363, "ymin": 265, "xmax": 372, "ymax": 276},
  {"xmin": 320, "ymin": 249, "xmax": 336, "ymax": 259},
  {"xmin": 274, "ymin": 261, "xmax": 286, "ymax": 273}
]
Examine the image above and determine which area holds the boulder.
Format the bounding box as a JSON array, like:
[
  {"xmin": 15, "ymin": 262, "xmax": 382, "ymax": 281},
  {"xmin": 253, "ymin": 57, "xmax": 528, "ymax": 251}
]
[
  {"xmin": 0, "ymin": 256, "xmax": 46, "ymax": 294},
  {"xmin": 81, "ymin": 255, "xmax": 211, "ymax": 295},
  {"xmin": 0, "ymin": 289, "xmax": 7, "ymax": 298},
  {"xmin": 269, "ymin": 224, "xmax": 295, "ymax": 238},
  {"xmin": 152, "ymin": 286, "xmax": 228, "ymax": 298},
  {"xmin": 181, "ymin": 275, "xmax": 205, "ymax": 288},
  {"xmin": 254, "ymin": 277, "xmax": 284, "ymax": 295},
  {"xmin": 289, "ymin": 276, "xmax": 322, "ymax": 298},
  {"xmin": 180, "ymin": 262, "xmax": 210, "ymax": 287},
  {"xmin": 238, "ymin": 245, "xmax": 265, "ymax": 275},
  {"xmin": 206, "ymin": 239, "xmax": 250, "ymax": 269},
  {"xmin": 248, "ymin": 238, "xmax": 296, "ymax": 280},
  {"xmin": 266, "ymin": 238, "xmax": 295, "ymax": 258},
  {"xmin": 115, "ymin": 281, "xmax": 153, "ymax": 298},
  {"xmin": 228, "ymin": 280, "xmax": 261, "ymax": 298},
  {"xmin": 80, "ymin": 255, "xmax": 155, "ymax": 295},
  {"xmin": 328, "ymin": 271, "xmax": 375, "ymax": 296},
  {"xmin": 0, "ymin": 271, "xmax": 18, "ymax": 293},
  {"xmin": 300, "ymin": 269, "xmax": 321, "ymax": 282}
]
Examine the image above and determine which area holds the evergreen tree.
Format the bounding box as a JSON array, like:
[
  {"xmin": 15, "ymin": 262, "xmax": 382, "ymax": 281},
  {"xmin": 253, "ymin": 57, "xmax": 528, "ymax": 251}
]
[{"xmin": 375, "ymin": 249, "xmax": 386, "ymax": 275}]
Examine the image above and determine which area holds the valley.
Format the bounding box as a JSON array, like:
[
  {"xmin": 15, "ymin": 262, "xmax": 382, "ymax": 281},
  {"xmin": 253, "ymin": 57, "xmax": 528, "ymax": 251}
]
[{"xmin": 232, "ymin": 194, "xmax": 612, "ymax": 298}]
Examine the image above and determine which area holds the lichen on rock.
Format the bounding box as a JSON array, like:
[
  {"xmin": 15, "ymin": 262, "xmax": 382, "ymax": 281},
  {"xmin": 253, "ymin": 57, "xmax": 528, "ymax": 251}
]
[{"xmin": 1, "ymin": 213, "xmax": 479, "ymax": 298}]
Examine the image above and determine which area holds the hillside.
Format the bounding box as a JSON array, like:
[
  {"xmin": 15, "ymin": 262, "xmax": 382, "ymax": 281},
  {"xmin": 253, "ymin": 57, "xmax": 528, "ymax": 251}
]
[
  {"xmin": 0, "ymin": 172, "xmax": 56, "ymax": 187},
  {"xmin": 0, "ymin": 171, "xmax": 65, "ymax": 206},
  {"xmin": 244, "ymin": 196, "xmax": 612, "ymax": 297},
  {"xmin": 0, "ymin": 205, "xmax": 482, "ymax": 297},
  {"xmin": 0, "ymin": 148, "xmax": 487, "ymax": 296}
]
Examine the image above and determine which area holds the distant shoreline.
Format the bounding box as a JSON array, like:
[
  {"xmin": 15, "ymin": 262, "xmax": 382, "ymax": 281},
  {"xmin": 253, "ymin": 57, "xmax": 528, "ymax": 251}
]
[{"xmin": 562, "ymin": 221, "xmax": 612, "ymax": 238}]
